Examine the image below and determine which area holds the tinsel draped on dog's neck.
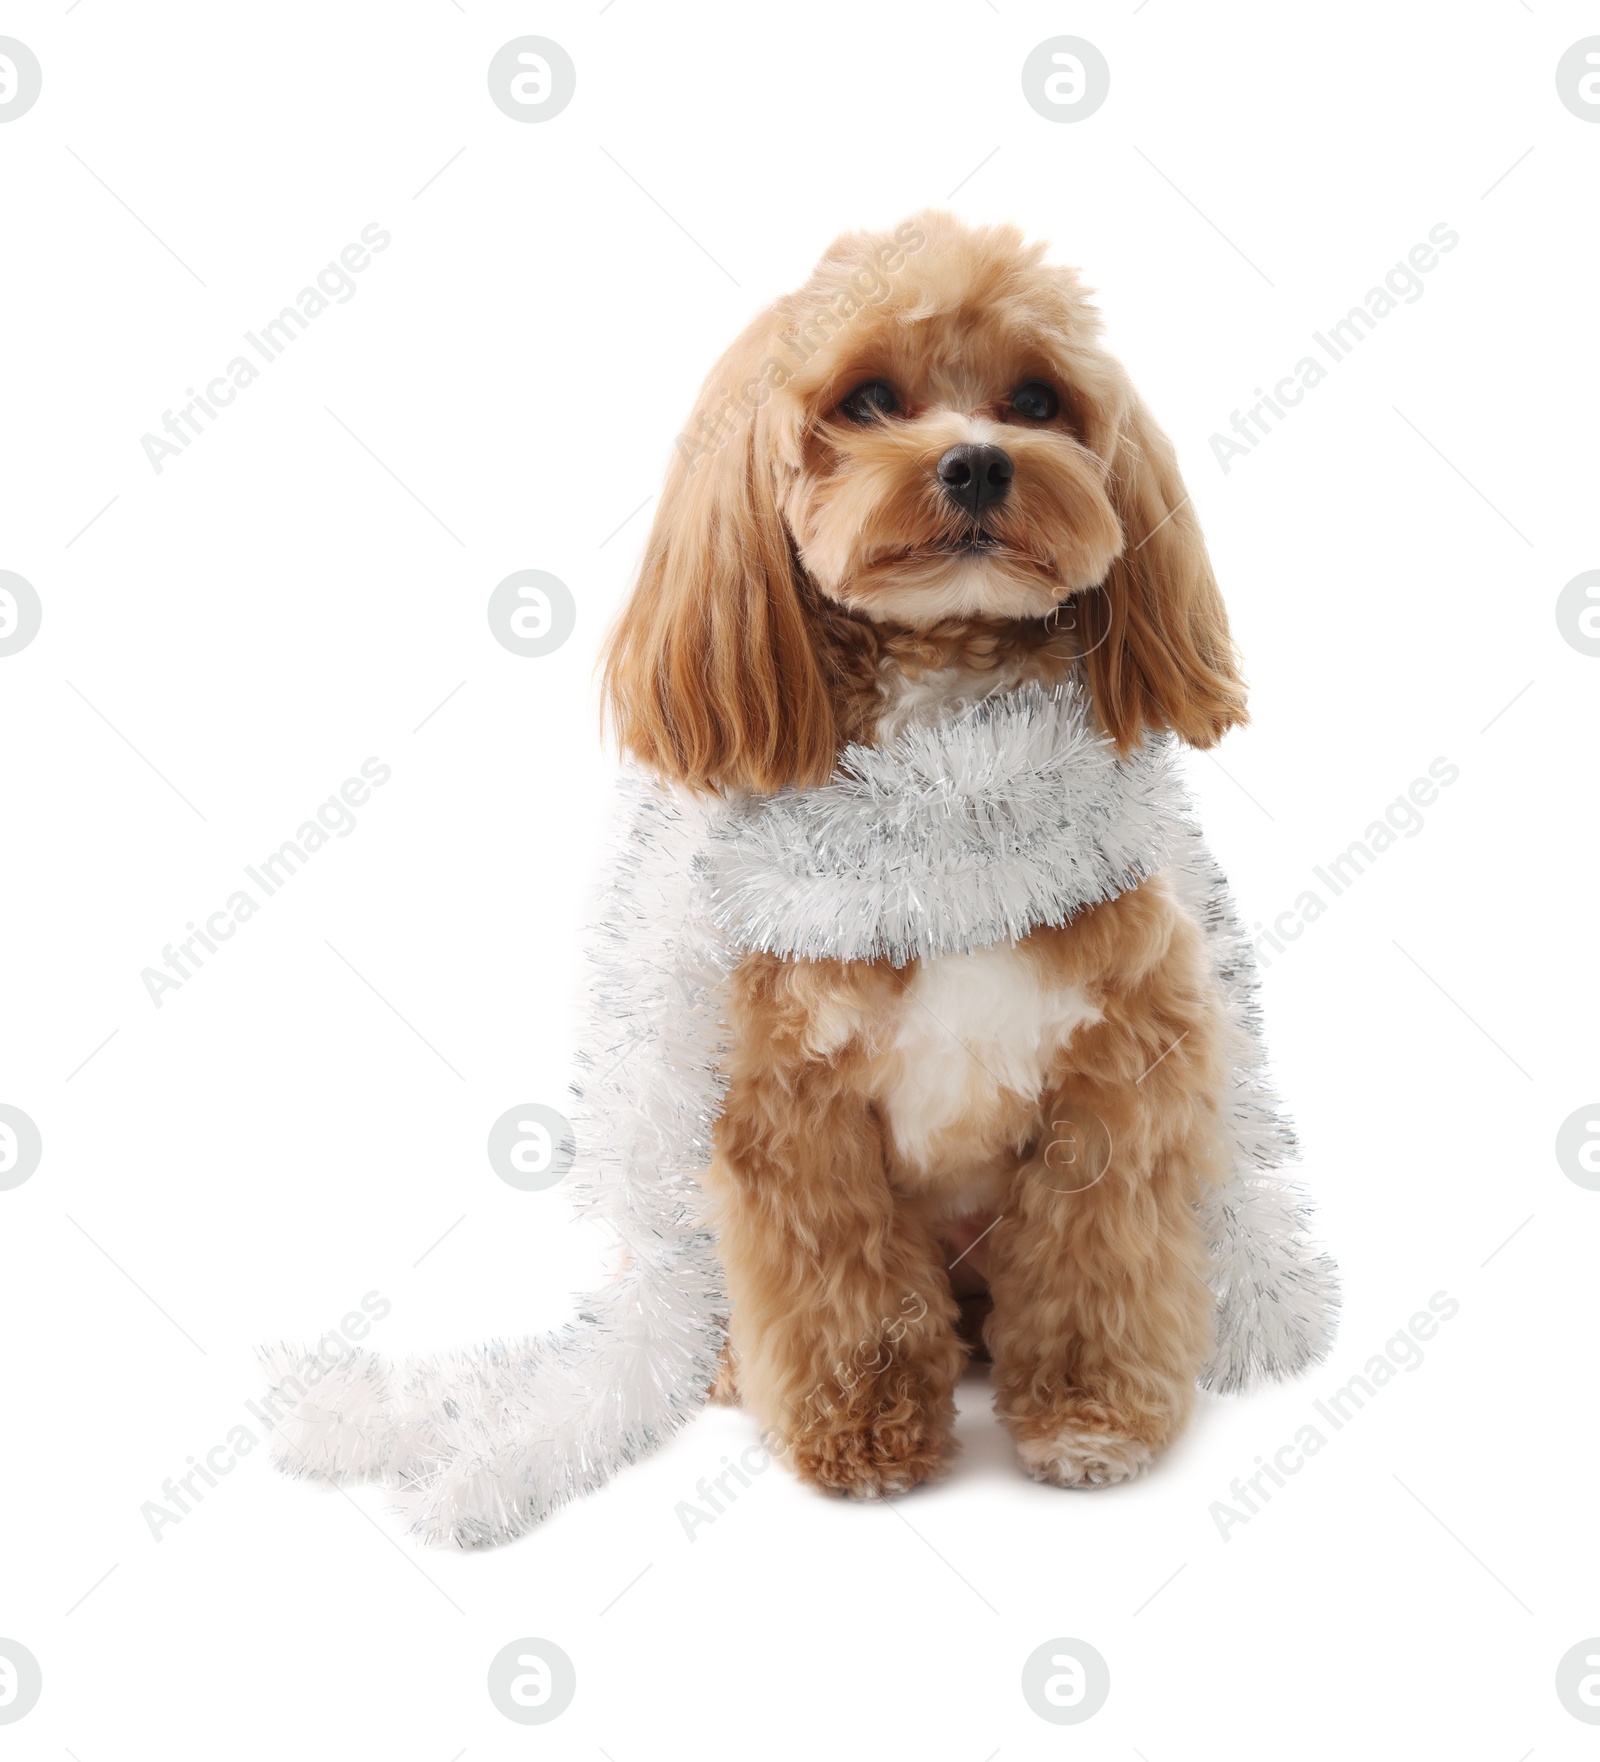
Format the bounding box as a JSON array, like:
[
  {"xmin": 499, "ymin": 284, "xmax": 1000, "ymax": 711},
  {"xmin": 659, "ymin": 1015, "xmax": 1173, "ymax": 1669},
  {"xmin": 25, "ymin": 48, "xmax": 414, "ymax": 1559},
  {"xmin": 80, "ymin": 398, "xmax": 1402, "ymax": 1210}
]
[{"xmin": 261, "ymin": 681, "xmax": 1339, "ymax": 1548}]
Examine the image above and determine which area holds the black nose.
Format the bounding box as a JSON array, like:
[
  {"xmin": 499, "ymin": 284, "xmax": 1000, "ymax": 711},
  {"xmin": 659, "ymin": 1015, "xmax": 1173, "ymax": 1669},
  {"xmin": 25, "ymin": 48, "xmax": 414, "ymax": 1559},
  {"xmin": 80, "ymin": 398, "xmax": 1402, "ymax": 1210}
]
[{"xmin": 937, "ymin": 443, "xmax": 1014, "ymax": 513}]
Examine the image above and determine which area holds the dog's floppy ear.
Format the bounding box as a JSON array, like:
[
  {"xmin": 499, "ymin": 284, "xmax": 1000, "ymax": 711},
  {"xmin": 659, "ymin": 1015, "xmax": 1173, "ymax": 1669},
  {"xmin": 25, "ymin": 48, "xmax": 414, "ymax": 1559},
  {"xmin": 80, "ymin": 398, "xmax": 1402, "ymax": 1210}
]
[
  {"xmin": 600, "ymin": 317, "xmax": 836, "ymax": 795},
  {"xmin": 1077, "ymin": 392, "xmax": 1247, "ymax": 751}
]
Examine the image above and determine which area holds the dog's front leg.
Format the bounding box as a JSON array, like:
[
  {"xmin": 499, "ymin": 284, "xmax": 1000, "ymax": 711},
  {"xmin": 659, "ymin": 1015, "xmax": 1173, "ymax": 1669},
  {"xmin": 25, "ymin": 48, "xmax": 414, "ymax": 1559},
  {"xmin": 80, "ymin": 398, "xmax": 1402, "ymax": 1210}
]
[
  {"xmin": 985, "ymin": 1079, "xmax": 1218, "ymax": 1488},
  {"xmin": 985, "ymin": 891, "xmax": 1227, "ymax": 1487},
  {"xmin": 705, "ymin": 957, "xmax": 965, "ymax": 1498}
]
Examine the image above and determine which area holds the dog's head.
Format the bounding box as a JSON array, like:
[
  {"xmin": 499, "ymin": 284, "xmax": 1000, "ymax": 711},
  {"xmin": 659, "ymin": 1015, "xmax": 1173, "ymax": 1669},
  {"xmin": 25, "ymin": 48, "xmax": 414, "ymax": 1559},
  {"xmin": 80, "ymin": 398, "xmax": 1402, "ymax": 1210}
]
[{"xmin": 603, "ymin": 211, "xmax": 1246, "ymax": 792}]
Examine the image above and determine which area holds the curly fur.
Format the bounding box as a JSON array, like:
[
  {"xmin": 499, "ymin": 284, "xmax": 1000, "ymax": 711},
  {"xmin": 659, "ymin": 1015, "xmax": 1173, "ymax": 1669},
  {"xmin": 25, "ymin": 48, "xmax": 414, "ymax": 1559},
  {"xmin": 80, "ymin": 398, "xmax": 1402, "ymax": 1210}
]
[{"xmin": 264, "ymin": 212, "xmax": 1336, "ymax": 1543}]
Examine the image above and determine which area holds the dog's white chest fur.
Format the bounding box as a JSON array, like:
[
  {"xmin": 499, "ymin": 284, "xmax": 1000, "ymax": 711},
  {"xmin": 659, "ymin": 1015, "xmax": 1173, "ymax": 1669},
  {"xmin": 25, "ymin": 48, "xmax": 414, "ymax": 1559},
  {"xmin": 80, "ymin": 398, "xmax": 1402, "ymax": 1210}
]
[
  {"xmin": 866, "ymin": 661, "xmax": 1103, "ymax": 1184},
  {"xmin": 879, "ymin": 943, "xmax": 1102, "ymax": 1178}
]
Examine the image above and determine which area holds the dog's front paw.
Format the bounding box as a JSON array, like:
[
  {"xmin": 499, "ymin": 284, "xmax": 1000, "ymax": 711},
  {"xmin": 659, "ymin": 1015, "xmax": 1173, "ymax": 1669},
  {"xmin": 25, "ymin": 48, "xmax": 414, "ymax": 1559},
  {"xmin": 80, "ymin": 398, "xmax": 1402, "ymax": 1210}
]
[
  {"xmin": 1016, "ymin": 1424, "xmax": 1153, "ymax": 1489},
  {"xmin": 780, "ymin": 1370, "xmax": 955, "ymax": 1499},
  {"xmin": 788, "ymin": 1412, "xmax": 953, "ymax": 1499}
]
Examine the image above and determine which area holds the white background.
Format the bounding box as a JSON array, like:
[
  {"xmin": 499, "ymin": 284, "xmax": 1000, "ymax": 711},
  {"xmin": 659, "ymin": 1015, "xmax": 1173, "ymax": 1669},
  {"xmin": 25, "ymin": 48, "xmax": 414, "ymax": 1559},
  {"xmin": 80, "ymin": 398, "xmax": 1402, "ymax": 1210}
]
[{"xmin": 3, "ymin": 2, "xmax": 1597, "ymax": 1756}]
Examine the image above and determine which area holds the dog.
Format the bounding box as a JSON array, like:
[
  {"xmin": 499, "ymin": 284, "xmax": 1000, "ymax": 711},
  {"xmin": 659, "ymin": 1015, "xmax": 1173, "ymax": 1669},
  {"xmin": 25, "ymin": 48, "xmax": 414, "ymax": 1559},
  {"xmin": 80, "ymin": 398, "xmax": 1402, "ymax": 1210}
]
[{"xmin": 600, "ymin": 211, "xmax": 1249, "ymax": 1498}]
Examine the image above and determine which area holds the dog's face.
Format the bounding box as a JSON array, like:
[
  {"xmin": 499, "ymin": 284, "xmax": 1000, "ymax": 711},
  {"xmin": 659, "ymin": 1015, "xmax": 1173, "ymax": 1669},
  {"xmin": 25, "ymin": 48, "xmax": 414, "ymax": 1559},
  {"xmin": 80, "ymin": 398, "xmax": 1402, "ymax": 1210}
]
[
  {"xmin": 604, "ymin": 212, "xmax": 1246, "ymax": 793},
  {"xmin": 768, "ymin": 225, "xmax": 1126, "ymax": 627}
]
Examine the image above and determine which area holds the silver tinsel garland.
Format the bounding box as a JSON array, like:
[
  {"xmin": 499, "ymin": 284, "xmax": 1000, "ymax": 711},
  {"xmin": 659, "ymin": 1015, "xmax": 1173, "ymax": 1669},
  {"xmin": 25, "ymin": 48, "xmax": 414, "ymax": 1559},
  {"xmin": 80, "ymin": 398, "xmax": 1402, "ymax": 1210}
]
[{"xmin": 263, "ymin": 683, "xmax": 1338, "ymax": 1546}]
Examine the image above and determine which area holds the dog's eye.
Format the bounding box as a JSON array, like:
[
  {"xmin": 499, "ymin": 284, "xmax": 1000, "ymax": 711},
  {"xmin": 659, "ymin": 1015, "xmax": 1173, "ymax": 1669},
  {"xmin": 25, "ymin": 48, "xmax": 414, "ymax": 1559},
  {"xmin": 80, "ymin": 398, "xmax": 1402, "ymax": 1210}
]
[
  {"xmin": 839, "ymin": 380, "xmax": 899, "ymax": 423},
  {"xmin": 1010, "ymin": 381, "xmax": 1061, "ymax": 421}
]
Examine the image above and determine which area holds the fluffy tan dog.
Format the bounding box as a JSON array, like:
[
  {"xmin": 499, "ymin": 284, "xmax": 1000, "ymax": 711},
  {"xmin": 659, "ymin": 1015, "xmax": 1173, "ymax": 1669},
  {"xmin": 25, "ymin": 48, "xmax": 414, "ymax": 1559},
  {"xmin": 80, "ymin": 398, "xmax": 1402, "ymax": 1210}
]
[{"xmin": 601, "ymin": 211, "xmax": 1247, "ymax": 1497}]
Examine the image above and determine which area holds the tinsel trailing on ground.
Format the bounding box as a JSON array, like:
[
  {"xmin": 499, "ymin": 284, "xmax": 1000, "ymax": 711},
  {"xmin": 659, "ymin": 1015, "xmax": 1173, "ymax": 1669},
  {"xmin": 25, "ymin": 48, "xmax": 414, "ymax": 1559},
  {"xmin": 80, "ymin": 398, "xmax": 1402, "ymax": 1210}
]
[{"xmin": 262, "ymin": 685, "xmax": 1337, "ymax": 1547}]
